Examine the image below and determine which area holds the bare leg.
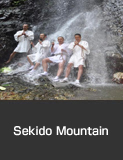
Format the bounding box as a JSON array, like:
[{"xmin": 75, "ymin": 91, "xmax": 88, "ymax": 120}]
[
  {"xmin": 5, "ymin": 52, "xmax": 17, "ymax": 64},
  {"xmin": 65, "ymin": 63, "xmax": 73, "ymax": 78},
  {"xmin": 27, "ymin": 56, "xmax": 34, "ymax": 66},
  {"xmin": 57, "ymin": 61, "xmax": 65, "ymax": 77},
  {"xmin": 77, "ymin": 65, "xmax": 83, "ymax": 80},
  {"xmin": 42, "ymin": 58, "xmax": 52, "ymax": 72},
  {"xmin": 34, "ymin": 63, "xmax": 40, "ymax": 70}
]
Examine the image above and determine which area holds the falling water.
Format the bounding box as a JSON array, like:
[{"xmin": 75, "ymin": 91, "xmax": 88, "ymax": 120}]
[
  {"xmin": 7, "ymin": 0, "xmax": 116, "ymax": 85},
  {"xmin": 47, "ymin": 6, "xmax": 109, "ymax": 84}
]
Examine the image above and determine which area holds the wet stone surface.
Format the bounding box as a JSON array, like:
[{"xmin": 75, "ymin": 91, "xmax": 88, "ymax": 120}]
[
  {"xmin": 1, "ymin": 73, "xmax": 123, "ymax": 100},
  {"xmin": 0, "ymin": 74, "xmax": 79, "ymax": 100}
]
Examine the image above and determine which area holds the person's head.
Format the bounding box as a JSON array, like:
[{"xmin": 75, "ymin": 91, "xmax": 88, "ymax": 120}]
[
  {"xmin": 58, "ymin": 36, "xmax": 64, "ymax": 44},
  {"xmin": 40, "ymin": 33, "xmax": 47, "ymax": 41},
  {"xmin": 74, "ymin": 33, "xmax": 81, "ymax": 42},
  {"xmin": 23, "ymin": 24, "xmax": 29, "ymax": 31}
]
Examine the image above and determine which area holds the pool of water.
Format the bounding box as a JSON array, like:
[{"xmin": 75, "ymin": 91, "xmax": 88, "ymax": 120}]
[{"xmin": 70, "ymin": 83, "xmax": 123, "ymax": 100}]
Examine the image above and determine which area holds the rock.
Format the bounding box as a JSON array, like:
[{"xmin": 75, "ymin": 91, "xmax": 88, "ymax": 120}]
[
  {"xmin": 35, "ymin": 94, "xmax": 42, "ymax": 100},
  {"xmin": 0, "ymin": 73, "xmax": 78, "ymax": 100},
  {"xmin": 113, "ymin": 72, "xmax": 123, "ymax": 83},
  {"xmin": 105, "ymin": 51, "xmax": 123, "ymax": 78},
  {"xmin": 103, "ymin": 0, "xmax": 123, "ymax": 45},
  {"xmin": 8, "ymin": 87, "xmax": 15, "ymax": 92},
  {"xmin": 112, "ymin": 53, "xmax": 122, "ymax": 59}
]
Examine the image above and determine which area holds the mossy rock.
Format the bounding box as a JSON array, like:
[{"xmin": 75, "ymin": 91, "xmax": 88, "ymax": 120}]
[{"xmin": 11, "ymin": 0, "xmax": 27, "ymax": 7}]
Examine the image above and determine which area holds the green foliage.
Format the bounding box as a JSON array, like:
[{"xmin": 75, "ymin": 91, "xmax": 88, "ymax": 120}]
[
  {"xmin": 0, "ymin": 67, "xmax": 12, "ymax": 73},
  {"xmin": 2, "ymin": 84, "xmax": 11, "ymax": 87},
  {"xmin": 11, "ymin": 0, "xmax": 27, "ymax": 7},
  {"xmin": 0, "ymin": 86, "xmax": 6, "ymax": 91}
]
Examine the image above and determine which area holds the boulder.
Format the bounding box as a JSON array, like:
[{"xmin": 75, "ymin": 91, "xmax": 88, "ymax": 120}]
[{"xmin": 113, "ymin": 72, "xmax": 123, "ymax": 84}]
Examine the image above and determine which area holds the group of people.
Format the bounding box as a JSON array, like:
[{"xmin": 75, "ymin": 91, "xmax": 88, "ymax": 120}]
[{"xmin": 5, "ymin": 24, "xmax": 90, "ymax": 85}]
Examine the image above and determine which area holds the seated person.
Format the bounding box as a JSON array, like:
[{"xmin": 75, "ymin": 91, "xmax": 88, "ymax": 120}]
[
  {"xmin": 40, "ymin": 36, "xmax": 70, "ymax": 82},
  {"xmin": 27, "ymin": 33, "xmax": 51, "ymax": 74},
  {"xmin": 61, "ymin": 33, "xmax": 90, "ymax": 85}
]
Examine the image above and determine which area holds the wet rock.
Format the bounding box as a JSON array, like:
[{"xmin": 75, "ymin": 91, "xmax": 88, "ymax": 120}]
[
  {"xmin": 106, "ymin": 52, "xmax": 123, "ymax": 78},
  {"xmin": 0, "ymin": 73, "xmax": 78, "ymax": 100},
  {"xmin": 113, "ymin": 72, "xmax": 123, "ymax": 84},
  {"xmin": 8, "ymin": 87, "xmax": 15, "ymax": 92},
  {"xmin": 35, "ymin": 94, "xmax": 42, "ymax": 100},
  {"xmin": 103, "ymin": 0, "xmax": 123, "ymax": 44},
  {"xmin": 86, "ymin": 88, "xmax": 97, "ymax": 92}
]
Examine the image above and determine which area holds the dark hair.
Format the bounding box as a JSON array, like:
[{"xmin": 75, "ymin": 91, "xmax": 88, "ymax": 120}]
[
  {"xmin": 75, "ymin": 34, "xmax": 81, "ymax": 37},
  {"xmin": 23, "ymin": 24, "xmax": 29, "ymax": 27},
  {"xmin": 58, "ymin": 36, "xmax": 64, "ymax": 40},
  {"xmin": 41, "ymin": 33, "xmax": 47, "ymax": 37}
]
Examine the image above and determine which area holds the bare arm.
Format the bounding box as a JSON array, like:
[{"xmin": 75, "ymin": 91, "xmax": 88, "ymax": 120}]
[
  {"xmin": 18, "ymin": 31, "xmax": 25, "ymax": 37},
  {"xmin": 14, "ymin": 31, "xmax": 24, "ymax": 42},
  {"xmin": 73, "ymin": 43, "xmax": 77, "ymax": 49},
  {"xmin": 61, "ymin": 49, "xmax": 67, "ymax": 53},
  {"xmin": 31, "ymin": 42, "xmax": 35, "ymax": 47},
  {"xmin": 24, "ymin": 31, "xmax": 34, "ymax": 40},
  {"xmin": 18, "ymin": 34, "xmax": 23, "ymax": 37},
  {"xmin": 75, "ymin": 41, "xmax": 87, "ymax": 51},
  {"xmin": 51, "ymin": 42, "xmax": 55, "ymax": 52},
  {"xmin": 78, "ymin": 44, "xmax": 87, "ymax": 51}
]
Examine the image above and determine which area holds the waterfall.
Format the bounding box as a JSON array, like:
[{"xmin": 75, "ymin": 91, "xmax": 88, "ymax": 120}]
[
  {"xmin": 33, "ymin": 0, "xmax": 109, "ymax": 84},
  {"xmin": 8, "ymin": 0, "xmax": 115, "ymax": 85},
  {"xmin": 47, "ymin": 7, "xmax": 109, "ymax": 84}
]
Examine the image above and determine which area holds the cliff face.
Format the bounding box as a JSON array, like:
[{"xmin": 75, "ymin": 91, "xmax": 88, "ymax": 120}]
[
  {"xmin": 103, "ymin": 0, "xmax": 123, "ymax": 52},
  {"xmin": 0, "ymin": 0, "xmax": 49, "ymax": 63},
  {"xmin": 103, "ymin": 0, "xmax": 123, "ymax": 76}
]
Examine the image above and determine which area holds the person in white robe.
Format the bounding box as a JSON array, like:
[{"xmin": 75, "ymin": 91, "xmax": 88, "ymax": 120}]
[
  {"xmin": 5, "ymin": 24, "xmax": 34, "ymax": 64},
  {"xmin": 61, "ymin": 33, "xmax": 90, "ymax": 85},
  {"xmin": 40, "ymin": 37, "xmax": 70, "ymax": 82},
  {"xmin": 27, "ymin": 33, "xmax": 51, "ymax": 73}
]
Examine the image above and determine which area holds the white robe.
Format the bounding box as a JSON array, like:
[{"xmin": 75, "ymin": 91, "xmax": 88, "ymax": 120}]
[
  {"xmin": 14, "ymin": 30, "xmax": 34, "ymax": 53},
  {"xmin": 28, "ymin": 40, "xmax": 51, "ymax": 64},
  {"xmin": 48, "ymin": 43, "xmax": 69, "ymax": 64},
  {"xmin": 68, "ymin": 41, "xmax": 90, "ymax": 68}
]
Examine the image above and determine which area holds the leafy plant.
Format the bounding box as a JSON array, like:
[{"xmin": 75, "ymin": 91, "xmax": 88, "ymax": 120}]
[
  {"xmin": 0, "ymin": 67, "xmax": 12, "ymax": 73},
  {"xmin": 11, "ymin": 0, "xmax": 27, "ymax": 7}
]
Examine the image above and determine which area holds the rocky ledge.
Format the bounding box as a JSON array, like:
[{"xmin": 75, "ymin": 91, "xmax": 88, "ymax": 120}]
[{"xmin": 0, "ymin": 74, "xmax": 79, "ymax": 100}]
